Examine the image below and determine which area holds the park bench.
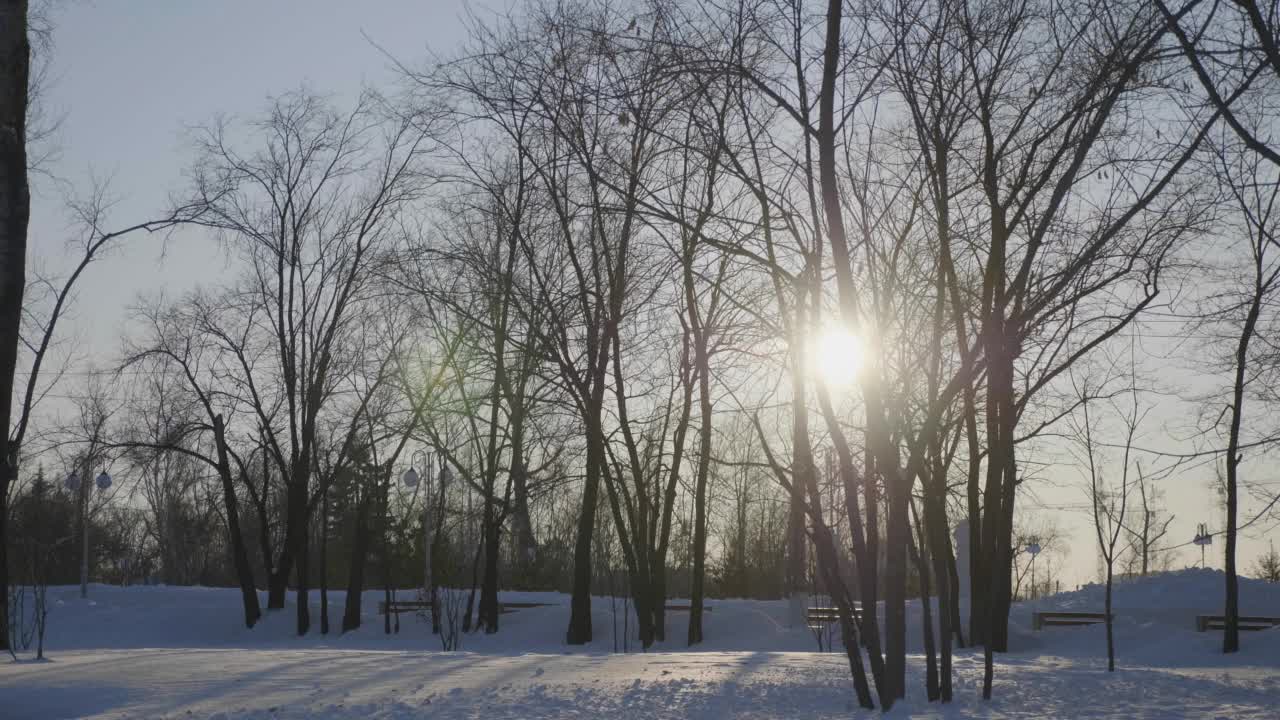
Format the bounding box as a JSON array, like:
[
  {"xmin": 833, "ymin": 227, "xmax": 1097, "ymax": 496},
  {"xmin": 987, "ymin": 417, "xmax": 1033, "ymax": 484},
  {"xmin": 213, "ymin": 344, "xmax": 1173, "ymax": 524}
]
[
  {"xmin": 499, "ymin": 601, "xmax": 555, "ymax": 610},
  {"xmin": 664, "ymin": 604, "xmax": 713, "ymax": 612},
  {"xmin": 378, "ymin": 599, "xmax": 556, "ymax": 618},
  {"xmin": 1032, "ymin": 611, "xmax": 1109, "ymax": 630},
  {"xmin": 806, "ymin": 606, "xmax": 862, "ymax": 630},
  {"xmin": 378, "ymin": 599, "xmax": 431, "ymax": 619},
  {"xmin": 1195, "ymin": 615, "xmax": 1280, "ymax": 632}
]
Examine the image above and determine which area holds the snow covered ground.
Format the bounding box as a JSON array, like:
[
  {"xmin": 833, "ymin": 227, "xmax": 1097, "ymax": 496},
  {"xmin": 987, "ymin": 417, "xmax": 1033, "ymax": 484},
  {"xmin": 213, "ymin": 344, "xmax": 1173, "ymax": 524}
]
[{"xmin": 2, "ymin": 569, "xmax": 1278, "ymax": 718}]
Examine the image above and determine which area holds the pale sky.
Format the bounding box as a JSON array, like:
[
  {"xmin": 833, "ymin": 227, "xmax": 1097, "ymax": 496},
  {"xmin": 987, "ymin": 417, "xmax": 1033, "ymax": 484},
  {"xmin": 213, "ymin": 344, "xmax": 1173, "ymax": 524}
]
[{"xmin": 24, "ymin": 0, "xmax": 1276, "ymax": 590}]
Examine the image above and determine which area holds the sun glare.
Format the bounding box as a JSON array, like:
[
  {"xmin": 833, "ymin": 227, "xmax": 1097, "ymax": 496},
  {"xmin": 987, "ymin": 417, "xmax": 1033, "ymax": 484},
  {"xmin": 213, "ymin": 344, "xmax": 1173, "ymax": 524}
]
[{"xmin": 813, "ymin": 328, "xmax": 864, "ymax": 388}]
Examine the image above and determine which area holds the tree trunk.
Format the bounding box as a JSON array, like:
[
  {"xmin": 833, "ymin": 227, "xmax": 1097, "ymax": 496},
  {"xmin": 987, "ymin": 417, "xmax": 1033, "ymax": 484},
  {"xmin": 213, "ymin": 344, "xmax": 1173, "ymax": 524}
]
[
  {"xmin": 909, "ymin": 517, "xmax": 939, "ymax": 701},
  {"xmin": 651, "ymin": 556, "xmax": 667, "ymax": 644},
  {"xmin": 320, "ymin": 485, "xmax": 329, "ymax": 635},
  {"xmin": 566, "ymin": 410, "xmax": 603, "ymax": 645},
  {"xmin": 213, "ymin": 415, "xmax": 261, "ymax": 628},
  {"xmin": 478, "ymin": 499, "xmax": 501, "ymax": 633},
  {"xmin": 884, "ymin": 479, "xmax": 908, "ymax": 699},
  {"xmin": 287, "ymin": 481, "xmax": 310, "ymax": 636},
  {"xmin": 1223, "ymin": 286, "xmax": 1260, "ymax": 653},
  {"xmin": 510, "ymin": 453, "xmax": 537, "ymax": 578},
  {"xmin": 807, "ymin": 476, "xmax": 876, "ymax": 710},
  {"xmin": 463, "ymin": 538, "xmax": 482, "ymax": 633},
  {"xmin": 929, "ymin": 502, "xmax": 955, "ymax": 700},
  {"xmin": 0, "ymin": 0, "xmax": 30, "ymax": 654},
  {"xmin": 1105, "ymin": 564, "xmax": 1115, "ymax": 671},
  {"xmin": 341, "ymin": 490, "xmax": 372, "ymax": 633},
  {"xmin": 687, "ymin": 452, "xmax": 709, "ymax": 646},
  {"xmin": 268, "ymin": 561, "xmax": 290, "ymax": 609}
]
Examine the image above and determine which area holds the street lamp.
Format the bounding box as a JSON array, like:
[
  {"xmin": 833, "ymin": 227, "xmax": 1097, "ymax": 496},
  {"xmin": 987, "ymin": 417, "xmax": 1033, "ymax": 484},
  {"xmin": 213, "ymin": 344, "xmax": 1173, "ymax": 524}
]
[
  {"xmin": 401, "ymin": 466, "xmax": 420, "ymax": 488},
  {"xmin": 1193, "ymin": 523, "xmax": 1213, "ymax": 567},
  {"xmin": 403, "ymin": 451, "xmax": 454, "ymax": 627},
  {"xmin": 404, "ymin": 450, "xmax": 434, "ymax": 608},
  {"xmin": 1025, "ymin": 540, "xmax": 1042, "ymax": 600},
  {"xmin": 67, "ymin": 467, "xmax": 113, "ymax": 599}
]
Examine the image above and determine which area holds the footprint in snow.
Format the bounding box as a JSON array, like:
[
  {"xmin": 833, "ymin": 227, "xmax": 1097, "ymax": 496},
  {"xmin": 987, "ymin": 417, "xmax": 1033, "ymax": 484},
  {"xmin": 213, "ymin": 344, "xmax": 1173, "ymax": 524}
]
[{"xmin": 534, "ymin": 667, "xmax": 545, "ymax": 677}]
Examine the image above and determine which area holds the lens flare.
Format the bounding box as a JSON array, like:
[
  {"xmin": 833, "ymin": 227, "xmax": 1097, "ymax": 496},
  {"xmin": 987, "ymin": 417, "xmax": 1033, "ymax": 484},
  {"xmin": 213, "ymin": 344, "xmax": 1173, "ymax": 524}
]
[{"xmin": 813, "ymin": 328, "xmax": 863, "ymax": 388}]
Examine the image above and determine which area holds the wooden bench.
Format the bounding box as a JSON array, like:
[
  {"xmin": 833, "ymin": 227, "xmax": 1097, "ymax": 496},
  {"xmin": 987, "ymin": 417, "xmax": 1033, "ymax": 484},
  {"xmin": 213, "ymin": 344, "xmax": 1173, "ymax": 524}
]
[
  {"xmin": 500, "ymin": 601, "xmax": 554, "ymax": 610},
  {"xmin": 1033, "ymin": 611, "xmax": 1109, "ymax": 630},
  {"xmin": 378, "ymin": 599, "xmax": 432, "ymax": 618},
  {"xmin": 806, "ymin": 606, "xmax": 862, "ymax": 629},
  {"xmin": 1195, "ymin": 615, "xmax": 1280, "ymax": 632},
  {"xmin": 379, "ymin": 599, "xmax": 555, "ymax": 617}
]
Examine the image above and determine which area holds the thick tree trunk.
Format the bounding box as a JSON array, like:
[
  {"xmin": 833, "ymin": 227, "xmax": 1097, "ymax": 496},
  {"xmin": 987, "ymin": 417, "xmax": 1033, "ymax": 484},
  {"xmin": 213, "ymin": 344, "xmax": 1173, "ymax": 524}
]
[
  {"xmin": 651, "ymin": 557, "xmax": 667, "ymax": 644},
  {"xmin": 287, "ymin": 481, "xmax": 310, "ymax": 636},
  {"xmin": 0, "ymin": 0, "xmax": 30, "ymax": 654},
  {"xmin": 213, "ymin": 415, "xmax": 261, "ymax": 629},
  {"xmin": 965, "ymin": 388, "xmax": 983, "ymax": 646},
  {"xmin": 931, "ymin": 509, "xmax": 955, "ymax": 700},
  {"xmin": 341, "ymin": 491, "xmax": 372, "ymax": 633},
  {"xmin": 268, "ymin": 560, "xmax": 290, "ymax": 609},
  {"xmin": 884, "ymin": 480, "xmax": 908, "ymax": 699},
  {"xmin": 566, "ymin": 410, "xmax": 603, "ymax": 645},
  {"xmin": 478, "ymin": 499, "xmax": 501, "ymax": 633},
  {"xmin": 319, "ymin": 486, "xmax": 329, "ymax": 635},
  {"xmin": 687, "ymin": 441, "xmax": 709, "ymax": 645},
  {"xmin": 510, "ymin": 452, "xmax": 537, "ymax": 577}
]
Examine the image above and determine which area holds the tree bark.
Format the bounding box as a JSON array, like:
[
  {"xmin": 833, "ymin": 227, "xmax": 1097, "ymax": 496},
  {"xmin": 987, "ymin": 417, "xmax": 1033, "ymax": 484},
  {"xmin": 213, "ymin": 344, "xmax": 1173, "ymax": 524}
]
[
  {"xmin": 213, "ymin": 415, "xmax": 261, "ymax": 628},
  {"xmin": 1223, "ymin": 279, "xmax": 1261, "ymax": 653},
  {"xmin": 341, "ymin": 489, "xmax": 372, "ymax": 633},
  {"xmin": 909, "ymin": 511, "xmax": 939, "ymax": 701},
  {"xmin": 319, "ymin": 484, "xmax": 329, "ymax": 635},
  {"xmin": 0, "ymin": 0, "xmax": 30, "ymax": 654},
  {"xmin": 287, "ymin": 477, "xmax": 310, "ymax": 635},
  {"xmin": 478, "ymin": 498, "xmax": 501, "ymax": 633},
  {"xmin": 687, "ymin": 351, "xmax": 712, "ymax": 645},
  {"xmin": 566, "ymin": 406, "xmax": 604, "ymax": 644}
]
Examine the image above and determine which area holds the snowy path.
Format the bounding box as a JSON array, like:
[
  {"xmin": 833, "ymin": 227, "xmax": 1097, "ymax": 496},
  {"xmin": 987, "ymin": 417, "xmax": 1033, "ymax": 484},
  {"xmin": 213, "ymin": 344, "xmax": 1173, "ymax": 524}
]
[{"xmin": 3, "ymin": 647, "xmax": 1278, "ymax": 719}]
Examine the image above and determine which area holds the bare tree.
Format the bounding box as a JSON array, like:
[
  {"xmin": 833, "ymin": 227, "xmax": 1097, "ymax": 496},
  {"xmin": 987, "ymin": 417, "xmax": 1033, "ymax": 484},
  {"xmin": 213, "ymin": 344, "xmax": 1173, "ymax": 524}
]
[
  {"xmin": 1071, "ymin": 375, "xmax": 1143, "ymax": 672},
  {"xmin": 1252, "ymin": 542, "xmax": 1280, "ymax": 582},
  {"xmin": 173, "ymin": 90, "xmax": 432, "ymax": 634},
  {"xmin": 1198, "ymin": 129, "xmax": 1280, "ymax": 652}
]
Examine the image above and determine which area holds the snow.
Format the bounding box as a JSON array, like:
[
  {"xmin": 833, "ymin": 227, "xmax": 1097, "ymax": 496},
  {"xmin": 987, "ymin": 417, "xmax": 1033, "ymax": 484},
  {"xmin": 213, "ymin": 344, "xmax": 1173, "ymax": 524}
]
[{"xmin": 2, "ymin": 569, "xmax": 1278, "ymax": 718}]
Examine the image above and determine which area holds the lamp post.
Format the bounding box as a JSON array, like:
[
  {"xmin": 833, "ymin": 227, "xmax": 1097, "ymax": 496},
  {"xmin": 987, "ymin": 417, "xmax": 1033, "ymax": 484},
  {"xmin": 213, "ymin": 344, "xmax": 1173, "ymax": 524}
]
[
  {"xmin": 1025, "ymin": 540, "xmax": 1042, "ymax": 600},
  {"xmin": 1193, "ymin": 523, "xmax": 1212, "ymax": 567},
  {"xmin": 402, "ymin": 453, "xmax": 429, "ymax": 604},
  {"xmin": 403, "ymin": 451, "xmax": 452, "ymax": 627},
  {"xmin": 66, "ymin": 467, "xmax": 112, "ymax": 599}
]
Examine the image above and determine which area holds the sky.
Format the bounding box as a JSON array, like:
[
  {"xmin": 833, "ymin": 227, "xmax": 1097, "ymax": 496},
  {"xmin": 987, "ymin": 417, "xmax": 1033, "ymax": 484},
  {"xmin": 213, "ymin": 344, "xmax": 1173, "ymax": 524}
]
[
  {"xmin": 28, "ymin": 0, "xmax": 473, "ymax": 345},
  {"xmin": 23, "ymin": 0, "xmax": 1276, "ymax": 590}
]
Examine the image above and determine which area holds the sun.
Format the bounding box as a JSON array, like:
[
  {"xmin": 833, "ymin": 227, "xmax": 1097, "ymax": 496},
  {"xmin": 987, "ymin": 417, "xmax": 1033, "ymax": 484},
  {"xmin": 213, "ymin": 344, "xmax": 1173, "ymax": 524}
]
[{"xmin": 812, "ymin": 328, "xmax": 864, "ymax": 388}]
